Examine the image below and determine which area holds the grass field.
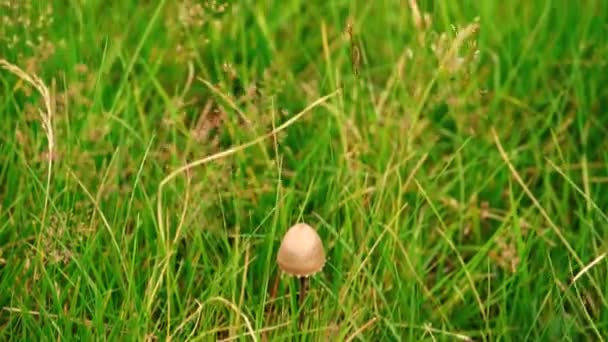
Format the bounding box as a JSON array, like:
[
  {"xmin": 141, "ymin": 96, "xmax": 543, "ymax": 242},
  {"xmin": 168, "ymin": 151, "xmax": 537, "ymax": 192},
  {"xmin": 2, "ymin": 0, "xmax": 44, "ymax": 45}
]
[{"xmin": 1, "ymin": 0, "xmax": 608, "ymax": 340}]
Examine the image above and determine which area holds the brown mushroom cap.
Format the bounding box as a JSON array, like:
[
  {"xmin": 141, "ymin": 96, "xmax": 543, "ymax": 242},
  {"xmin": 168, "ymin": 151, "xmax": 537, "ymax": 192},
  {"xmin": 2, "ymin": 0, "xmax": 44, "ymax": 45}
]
[{"xmin": 277, "ymin": 223, "xmax": 326, "ymax": 277}]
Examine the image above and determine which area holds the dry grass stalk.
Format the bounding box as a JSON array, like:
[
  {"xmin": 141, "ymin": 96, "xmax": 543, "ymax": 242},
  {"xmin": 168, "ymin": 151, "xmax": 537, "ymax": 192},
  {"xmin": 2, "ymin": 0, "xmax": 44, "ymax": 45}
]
[{"xmin": 0, "ymin": 58, "xmax": 55, "ymax": 224}]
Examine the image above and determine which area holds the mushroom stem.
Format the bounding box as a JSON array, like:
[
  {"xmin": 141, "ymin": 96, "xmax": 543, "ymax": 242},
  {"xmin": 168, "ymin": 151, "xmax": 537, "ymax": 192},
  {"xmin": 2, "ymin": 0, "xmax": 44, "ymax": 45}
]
[{"xmin": 298, "ymin": 277, "xmax": 308, "ymax": 327}]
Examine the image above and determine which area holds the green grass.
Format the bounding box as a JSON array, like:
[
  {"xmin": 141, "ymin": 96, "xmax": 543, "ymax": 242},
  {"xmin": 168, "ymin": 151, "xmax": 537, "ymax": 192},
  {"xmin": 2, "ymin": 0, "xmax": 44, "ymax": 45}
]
[{"xmin": 1, "ymin": 0, "xmax": 608, "ymax": 340}]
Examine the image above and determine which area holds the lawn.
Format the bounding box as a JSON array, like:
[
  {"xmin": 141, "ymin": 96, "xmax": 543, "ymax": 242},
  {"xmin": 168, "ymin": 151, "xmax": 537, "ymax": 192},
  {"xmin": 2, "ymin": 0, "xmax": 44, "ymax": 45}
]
[{"xmin": 1, "ymin": 0, "xmax": 607, "ymax": 340}]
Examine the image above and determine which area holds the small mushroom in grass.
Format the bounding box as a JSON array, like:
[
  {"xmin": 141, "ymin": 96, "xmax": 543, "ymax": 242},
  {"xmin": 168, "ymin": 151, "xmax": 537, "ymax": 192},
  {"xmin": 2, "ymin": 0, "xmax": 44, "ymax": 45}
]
[{"xmin": 277, "ymin": 222, "xmax": 326, "ymax": 326}]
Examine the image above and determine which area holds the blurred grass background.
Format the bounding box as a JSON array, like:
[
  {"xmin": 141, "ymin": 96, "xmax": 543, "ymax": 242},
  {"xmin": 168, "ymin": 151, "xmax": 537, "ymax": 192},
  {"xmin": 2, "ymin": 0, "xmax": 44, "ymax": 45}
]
[{"xmin": 1, "ymin": 0, "xmax": 607, "ymax": 340}]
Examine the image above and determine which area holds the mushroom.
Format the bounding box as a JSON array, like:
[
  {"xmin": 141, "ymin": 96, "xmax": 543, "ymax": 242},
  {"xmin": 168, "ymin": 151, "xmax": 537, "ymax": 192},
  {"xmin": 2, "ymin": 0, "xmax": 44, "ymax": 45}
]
[{"xmin": 277, "ymin": 222, "xmax": 326, "ymax": 326}]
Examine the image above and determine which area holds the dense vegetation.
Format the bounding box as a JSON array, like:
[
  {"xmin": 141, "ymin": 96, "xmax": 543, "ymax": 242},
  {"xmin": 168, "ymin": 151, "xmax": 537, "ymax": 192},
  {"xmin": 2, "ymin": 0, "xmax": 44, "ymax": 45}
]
[{"xmin": 1, "ymin": 1, "xmax": 607, "ymax": 340}]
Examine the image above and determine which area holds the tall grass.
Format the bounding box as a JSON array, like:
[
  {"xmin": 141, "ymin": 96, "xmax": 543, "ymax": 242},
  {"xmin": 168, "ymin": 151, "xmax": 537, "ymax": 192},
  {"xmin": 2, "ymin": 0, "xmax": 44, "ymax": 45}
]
[{"xmin": 1, "ymin": 0, "xmax": 607, "ymax": 340}]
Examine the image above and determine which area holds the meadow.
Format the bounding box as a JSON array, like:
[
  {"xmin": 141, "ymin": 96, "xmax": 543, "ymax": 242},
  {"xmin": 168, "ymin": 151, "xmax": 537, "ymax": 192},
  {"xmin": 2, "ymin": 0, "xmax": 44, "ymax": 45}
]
[{"xmin": 1, "ymin": 0, "xmax": 607, "ymax": 340}]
